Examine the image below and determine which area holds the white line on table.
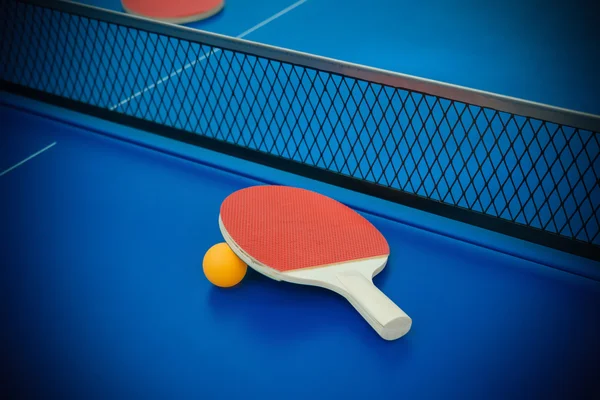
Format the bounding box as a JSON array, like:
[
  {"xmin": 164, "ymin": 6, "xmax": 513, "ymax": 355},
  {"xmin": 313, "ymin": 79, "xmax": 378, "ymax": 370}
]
[
  {"xmin": 0, "ymin": 142, "xmax": 57, "ymax": 177},
  {"xmin": 235, "ymin": 0, "xmax": 308, "ymax": 38},
  {"xmin": 110, "ymin": 0, "xmax": 309, "ymax": 111}
]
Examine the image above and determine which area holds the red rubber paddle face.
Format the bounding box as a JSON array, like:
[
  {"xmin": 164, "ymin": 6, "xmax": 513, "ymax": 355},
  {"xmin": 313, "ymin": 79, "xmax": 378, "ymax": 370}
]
[
  {"xmin": 219, "ymin": 186, "xmax": 389, "ymax": 272},
  {"xmin": 122, "ymin": 0, "xmax": 223, "ymax": 22}
]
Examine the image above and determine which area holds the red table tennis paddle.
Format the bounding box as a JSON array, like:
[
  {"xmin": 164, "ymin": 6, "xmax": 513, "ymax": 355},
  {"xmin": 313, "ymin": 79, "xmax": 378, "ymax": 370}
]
[
  {"xmin": 122, "ymin": 0, "xmax": 224, "ymax": 24},
  {"xmin": 219, "ymin": 185, "xmax": 412, "ymax": 340}
]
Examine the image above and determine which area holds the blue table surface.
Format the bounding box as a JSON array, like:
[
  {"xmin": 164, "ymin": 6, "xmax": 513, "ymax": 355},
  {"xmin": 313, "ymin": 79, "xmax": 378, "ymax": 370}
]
[
  {"xmin": 2, "ymin": 0, "xmax": 600, "ymax": 399},
  {"xmin": 2, "ymin": 93, "xmax": 600, "ymax": 399}
]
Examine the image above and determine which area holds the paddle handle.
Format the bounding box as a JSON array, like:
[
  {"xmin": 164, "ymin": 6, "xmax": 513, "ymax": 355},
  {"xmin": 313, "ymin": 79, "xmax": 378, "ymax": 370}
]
[{"xmin": 336, "ymin": 272, "xmax": 412, "ymax": 340}]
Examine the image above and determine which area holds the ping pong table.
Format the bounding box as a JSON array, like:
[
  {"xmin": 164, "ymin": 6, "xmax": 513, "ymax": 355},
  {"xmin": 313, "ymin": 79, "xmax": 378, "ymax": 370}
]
[{"xmin": 2, "ymin": 0, "xmax": 599, "ymax": 399}]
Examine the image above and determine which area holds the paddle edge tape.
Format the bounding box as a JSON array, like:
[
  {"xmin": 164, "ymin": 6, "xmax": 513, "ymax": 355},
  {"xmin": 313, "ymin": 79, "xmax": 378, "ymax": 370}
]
[{"xmin": 121, "ymin": 0, "xmax": 225, "ymax": 24}]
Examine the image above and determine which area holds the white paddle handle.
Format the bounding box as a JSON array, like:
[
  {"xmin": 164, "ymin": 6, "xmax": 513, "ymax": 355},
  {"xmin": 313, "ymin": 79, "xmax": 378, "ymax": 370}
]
[{"xmin": 336, "ymin": 272, "xmax": 412, "ymax": 340}]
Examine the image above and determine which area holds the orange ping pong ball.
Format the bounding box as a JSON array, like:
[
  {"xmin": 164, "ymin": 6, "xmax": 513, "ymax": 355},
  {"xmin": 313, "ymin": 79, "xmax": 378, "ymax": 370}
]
[{"xmin": 203, "ymin": 242, "xmax": 247, "ymax": 287}]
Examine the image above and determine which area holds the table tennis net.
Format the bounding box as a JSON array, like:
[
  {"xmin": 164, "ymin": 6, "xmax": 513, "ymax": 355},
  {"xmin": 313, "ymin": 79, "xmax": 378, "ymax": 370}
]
[{"xmin": 1, "ymin": 0, "xmax": 598, "ymax": 257}]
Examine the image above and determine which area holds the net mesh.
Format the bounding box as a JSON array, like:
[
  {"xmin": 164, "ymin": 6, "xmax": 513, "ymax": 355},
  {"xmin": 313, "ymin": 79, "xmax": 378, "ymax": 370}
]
[{"xmin": 1, "ymin": 0, "xmax": 599, "ymax": 248}]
